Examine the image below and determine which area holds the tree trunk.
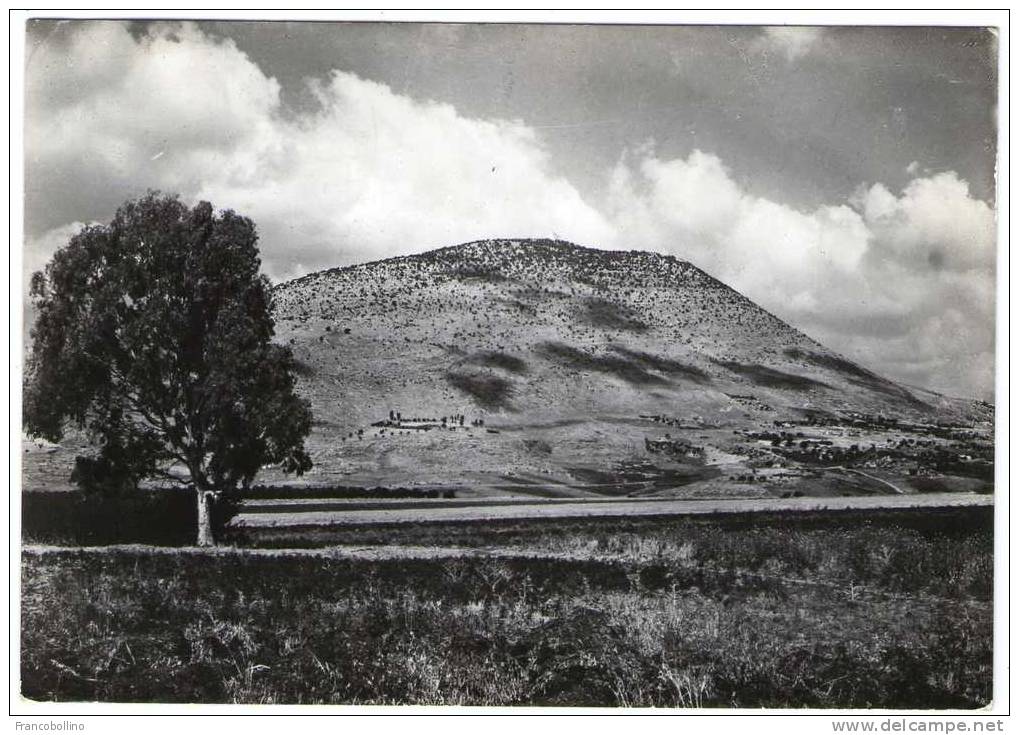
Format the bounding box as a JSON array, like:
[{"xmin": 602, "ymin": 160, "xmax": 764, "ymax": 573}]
[{"xmin": 196, "ymin": 486, "xmax": 215, "ymax": 547}]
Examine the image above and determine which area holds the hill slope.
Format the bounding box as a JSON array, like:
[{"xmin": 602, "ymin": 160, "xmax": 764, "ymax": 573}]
[{"xmin": 265, "ymin": 239, "xmax": 992, "ymax": 498}]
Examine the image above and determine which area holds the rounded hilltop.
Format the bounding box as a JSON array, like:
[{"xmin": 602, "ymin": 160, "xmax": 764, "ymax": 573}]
[
  {"xmin": 279, "ymin": 237, "xmax": 711, "ymax": 295},
  {"xmin": 420, "ymin": 238, "xmax": 704, "ymax": 284}
]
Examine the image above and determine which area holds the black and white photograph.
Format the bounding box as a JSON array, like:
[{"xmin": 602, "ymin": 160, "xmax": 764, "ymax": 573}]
[{"xmin": 11, "ymin": 11, "xmax": 1008, "ymax": 716}]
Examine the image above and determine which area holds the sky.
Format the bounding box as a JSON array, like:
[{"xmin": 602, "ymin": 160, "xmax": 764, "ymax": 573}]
[{"xmin": 22, "ymin": 20, "xmax": 999, "ymax": 401}]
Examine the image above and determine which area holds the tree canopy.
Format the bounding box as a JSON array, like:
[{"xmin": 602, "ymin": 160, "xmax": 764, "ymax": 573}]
[{"xmin": 24, "ymin": 193, "xmax": 312, "ymax": 542}]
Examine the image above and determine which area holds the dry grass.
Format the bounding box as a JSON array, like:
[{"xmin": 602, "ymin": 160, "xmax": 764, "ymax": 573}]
[{"xmin": 21, "ymin": 509, "xmax": 992, "ymax": 707}]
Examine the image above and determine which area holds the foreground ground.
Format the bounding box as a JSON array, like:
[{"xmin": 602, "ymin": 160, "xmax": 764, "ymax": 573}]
[{"xmin": 21, "ymin": 505, "xmax": 992, "ymax": 707}]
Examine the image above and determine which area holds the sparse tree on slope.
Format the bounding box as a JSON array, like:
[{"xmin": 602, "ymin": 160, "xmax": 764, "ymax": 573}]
[{"xmin": 23, "ymin": 193, "xmax": 313, "ymax": 546}]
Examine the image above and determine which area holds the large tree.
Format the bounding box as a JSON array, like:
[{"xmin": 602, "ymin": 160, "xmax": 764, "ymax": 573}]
[{"xmin": 24, "ymin": 193, "xmax": 313, "ymax": 545}]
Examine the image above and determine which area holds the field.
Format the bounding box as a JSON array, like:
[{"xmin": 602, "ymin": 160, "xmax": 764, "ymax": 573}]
[
  {"xmin": 21, "ymin": 505, "xmax": 993, "ymax": 707},
  {"xmin": 232, "ymin": 492, "xmax": 991, "ymax": 533}
]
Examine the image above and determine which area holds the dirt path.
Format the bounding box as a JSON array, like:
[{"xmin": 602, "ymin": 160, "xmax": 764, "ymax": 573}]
[
  {"xmin": 232, "ymin": 491, "xmax": 991, "ymax": 528},
  {"xmin": 816, "ymin": 466, "xmax": 907, "ymax": 494}
]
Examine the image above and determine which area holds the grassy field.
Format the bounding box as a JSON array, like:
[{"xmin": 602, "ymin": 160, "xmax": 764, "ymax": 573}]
[{"xmin": 21, "ymin": 506, "xmax": 993, "ymax": 707}]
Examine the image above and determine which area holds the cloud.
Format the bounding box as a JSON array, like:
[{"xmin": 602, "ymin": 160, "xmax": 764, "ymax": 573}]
[
  {"xmin": 607, "ymin": 150, "xmax": 870, "ymax": 306},
  {"xmin": 24, "ymin": 21, "xmax": 996, "ymax": 400},
  {"xmin": 853, "ymin": 173, "xmax": 996, "ymax": 273},
  {"xmin": 26, "ymin": 21, "xmax": 613, "ymax": 283},
  {"xmin": 752, "ymin": 26, "xmax": 827, "ymax": 61},
  {"xmin": 605, "ymin": 149, "xmax": 996, "ymax": 400},
  {"xmin": 196, "ymin": 69, "xmax": 615, "ymax": 281},
  {"xmin": 25, "ymin": 22, "xmax": 281, "ymax": 236}
]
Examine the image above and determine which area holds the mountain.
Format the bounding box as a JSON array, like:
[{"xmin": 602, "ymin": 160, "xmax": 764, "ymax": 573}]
[{"xmin": 265, "ymin": 239, "xmax": 993, "ymax": 498}]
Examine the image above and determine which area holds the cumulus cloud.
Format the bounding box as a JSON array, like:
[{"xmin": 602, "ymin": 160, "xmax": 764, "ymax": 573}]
[
  {"xmin": 25, "ymin": 22, "xmax": 281, "ymax": 235},
  {"xmin": 25, "ymin": 21, "xmax": 612, "ymax": 283},
  {"xmin": 752, "ymin": 26, "xmax": 827, "ymax": 61},
  {"xmin": 853, "ymin": 173, "xmax": 996, "ymax": 273},
  {"xmin": 607, "ymin": 150, "xmax": 869, "ymax": 306},
  {"xmin": 24, "ymin": 21, "xmax": 996, "ymax": 400},
  {"xmin": 604, "ymin": 149, "xmax": 996, "ymax": 400},
  {"xmin": 196, "ymin": 69, "xmax": 614, "ymax": 280}
]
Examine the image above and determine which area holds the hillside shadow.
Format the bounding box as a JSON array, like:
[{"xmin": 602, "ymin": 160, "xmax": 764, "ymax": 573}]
[
  {"xmin": 712, "ymin": 359, "xmax": 830, "ymax": 391},
  {"xmin": 608, "ymin": 346, "xmax": 710, "ymax": 384},
  {"xmin": 535, "ymin": 342, "xmax": 667, "ymax": 387},
  {"xmin": 445, "ymin": 371, "xmax": 515, "ymax": 410},
  {"xmin": 469, "ymin": 350, "xmax": 529, "ymax": 375},
  {"xmin": 579, "ymin": 297, "xmax": 648, "ymax": 332},
  {"xmin": 784, "ymin": 348, "xmax": 929, "ymax": 409}
]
